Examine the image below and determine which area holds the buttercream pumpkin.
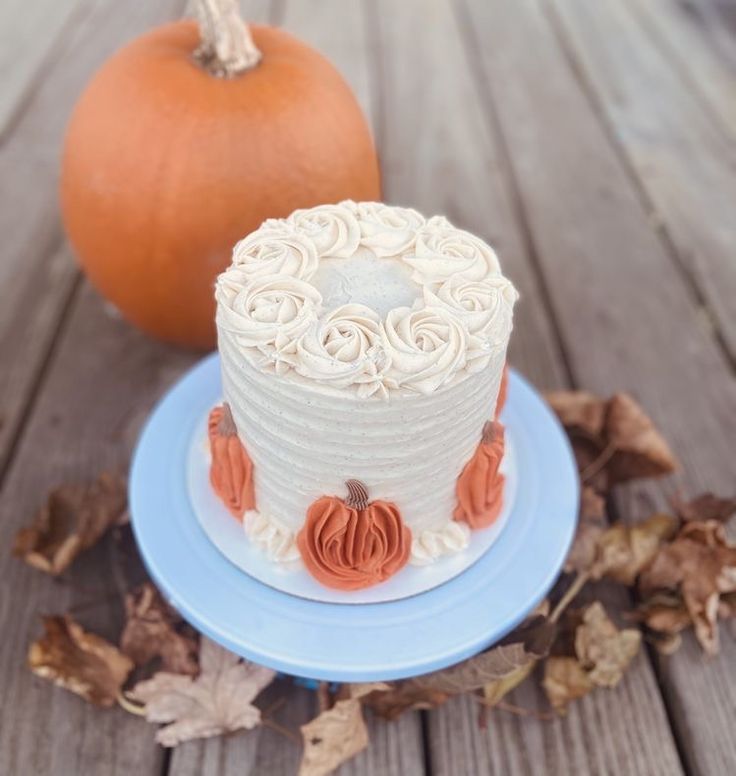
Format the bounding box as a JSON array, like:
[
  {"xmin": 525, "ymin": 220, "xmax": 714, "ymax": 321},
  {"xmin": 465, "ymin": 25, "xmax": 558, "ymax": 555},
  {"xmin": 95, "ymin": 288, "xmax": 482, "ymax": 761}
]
[
  {"xmin": 208, "ymin": 403, "xmax": 255, "ymax": 519},
  {"xmin": 454, "ymin": 420, "xmax": 506, "ymax": 529},
  {"xmin": 496, "ymin": 364, "xmax": 509, "ymax": 418},
  {"xmin": 60, "ymin": 0, "xmax": 380, "ymax": 349},
  {"xmin": 297, "ymin": 480, "xmax": 411, "ymax": 590}
]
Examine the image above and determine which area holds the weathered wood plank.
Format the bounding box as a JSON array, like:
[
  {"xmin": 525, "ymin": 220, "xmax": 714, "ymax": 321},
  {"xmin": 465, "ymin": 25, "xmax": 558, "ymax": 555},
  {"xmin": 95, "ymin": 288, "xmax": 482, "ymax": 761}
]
[
  {"xmin": 624, "ymin": 0, "xmax": 736, "ymax": 137},
  {"xmin": 0, "ymin": 0, "xmax": 184, "ymax": 475},
  {"xmin": 0, "ymin": 0, "xmax": 85, "ymax": 138},
  {"xmin": 371, "ymin": 1, "xmax": 684, "ymax": 774},
  {"xmin": 549, "ymin": 0, "xmax": 736, "ymax": 362},
  {"xmin": 0, "ymin": 283, "xmax": 196, "ymax": 776},
  {"xmin": 461, "ymin": 0, "xmax": 736, "ymax": 773}
]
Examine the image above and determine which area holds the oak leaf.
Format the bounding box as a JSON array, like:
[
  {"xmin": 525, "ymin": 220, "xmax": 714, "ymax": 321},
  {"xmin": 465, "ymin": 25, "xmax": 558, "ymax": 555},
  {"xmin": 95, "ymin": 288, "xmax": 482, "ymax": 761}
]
[
  {"xmin": 639, "ymin": 520, "xmax": 736, "ymax": 655},
  {"xmin": 299, "ymin": 697, "xmax": 369, "ymax": 776},
  {"xmin": 120, "ymin": 584, "xmax": 199, "ymax": 676},
  {"xmin": 28, "ymin": 615, "xmax": 133, "ymax": 707},
  {"xmin": 13, "ymin": 472, "xmax": 127, "ymax": 575},
  {"xmin": 129, "ymin": 637, "xmax": 276, "ymax": 746}
]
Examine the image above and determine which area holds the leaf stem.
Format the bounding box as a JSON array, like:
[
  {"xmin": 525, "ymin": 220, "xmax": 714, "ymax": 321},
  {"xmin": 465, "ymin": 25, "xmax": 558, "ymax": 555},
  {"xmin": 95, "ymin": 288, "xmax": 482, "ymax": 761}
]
[{"xmin": 550, "ymin": 570, "xmax": 591, "ymax": 624}]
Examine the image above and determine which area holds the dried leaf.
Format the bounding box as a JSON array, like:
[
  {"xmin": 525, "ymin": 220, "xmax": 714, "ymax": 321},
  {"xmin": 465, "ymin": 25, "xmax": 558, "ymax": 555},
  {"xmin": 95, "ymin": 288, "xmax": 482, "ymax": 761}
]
[
  {"xmin": 28, "ymin": 615, "xmax": 133, "ymax": 707},
  {"xmin": 593, "ymin": 513, "xmax": 678, "ymax": 584},
  {"xmin": 630, "ymin": 593, "xmax": 692, "ymax": 635},
  {"xmin": 564, "ymin": 486, "xmax": 607, "ymax": 574},
  {"xmin": 672, "ymin": 493, "xmax": 736, "ymax": 524},
  {"xmin": 366, "ymin": 616, "xmax": 555, "ymax": 718},
  {"xmin": 574, "ymin": 602, "xmax": 641, "ymax": 687},
  {"xmin": 640, "ymin": 520, "xmax": 736, "ymax": 655},
  {"xmin": 13, "ymin": 473, "xmax": 127, "ymax": 575},
  {"xmin": 546, "ymin": 391, "xmax": 606, "ymax": 437},
  {"xmin": 543, "ymin": 657, "xmax": 594, "ymax": 713},
  {"xmin": 129, "ymin": 637, "xmax": 275, "ymax": 746},
  {"xmin": 344, "ymin": 682, "xmax": 391, "ymax": 700},
  {"xmin": 482, "ymin": 661, "xmax": 536, "ymax": 707},
  {"xmin": 120, "ymin": 584, "xmax": 199, "ymax": 676},
  {"xmin": 604, "ymin": 394, "xmax": 677, "ymax": 484},
  {"xmin": 299, "ymin": 698, "xmax": 368, "ymax": 776}
]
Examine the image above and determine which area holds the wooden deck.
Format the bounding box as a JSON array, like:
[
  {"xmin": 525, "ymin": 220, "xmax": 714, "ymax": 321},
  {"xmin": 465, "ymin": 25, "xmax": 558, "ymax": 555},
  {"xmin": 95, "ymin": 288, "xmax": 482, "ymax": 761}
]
[{"xmin": 1, "ymin": 0, "xmax": 735, "ymax": 773}]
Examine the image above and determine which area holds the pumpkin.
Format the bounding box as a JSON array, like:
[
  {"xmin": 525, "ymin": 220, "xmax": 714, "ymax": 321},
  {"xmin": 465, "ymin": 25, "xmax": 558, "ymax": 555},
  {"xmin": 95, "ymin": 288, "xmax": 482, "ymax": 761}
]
[
  {"xmin": 60, "ymin": 0, "xmax": 381, "ymax": 349},
  {"xmin": 454, "ymin": 420, "xmax": 506, "ymax": 529},
  {"xmin": 208, "ymin": 403, "xmax": 255, "ymax": 519},
  {"xmin": 297, "ymin": 480, "xmax": 411, "ymax": 591}
]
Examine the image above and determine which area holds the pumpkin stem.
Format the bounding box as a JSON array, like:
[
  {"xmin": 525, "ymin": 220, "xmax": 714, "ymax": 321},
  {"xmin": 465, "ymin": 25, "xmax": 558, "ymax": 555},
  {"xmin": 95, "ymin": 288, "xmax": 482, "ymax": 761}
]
[
  {"xmin": 193, "ymin": 0, "xmax": 262, "ymax": 77},
  {"xmin": 217, "ymin": 403, "xmax": 238, "ymax": 436},
  {"xmin": 345, "ymin": 480, "xmax": 369, "ymax": 510},
  {"xmin": 481, "ymin": 421, "xmax": 503, "ymax": 445}
]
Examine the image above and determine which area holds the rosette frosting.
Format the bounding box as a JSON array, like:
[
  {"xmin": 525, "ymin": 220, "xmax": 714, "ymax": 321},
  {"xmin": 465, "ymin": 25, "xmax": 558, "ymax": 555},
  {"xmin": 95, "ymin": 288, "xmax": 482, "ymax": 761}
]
[
  {"xmin": 284, "ymin": 202, "xmax": 361, "ymax": 258},
  {"xmin": 356, "ymin": 202, "xmax": 425, "ymax": 256},
  {"xmin": 233, "ymin": 227, "xmax": 319, "ymax": 280}
]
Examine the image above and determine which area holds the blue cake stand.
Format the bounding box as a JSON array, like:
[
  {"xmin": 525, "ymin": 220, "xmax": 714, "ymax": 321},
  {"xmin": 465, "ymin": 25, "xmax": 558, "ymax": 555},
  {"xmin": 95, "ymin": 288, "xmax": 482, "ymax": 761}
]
[{"xmin": 130, "ymin": 354, "xmax": 578, "ymax": 682}]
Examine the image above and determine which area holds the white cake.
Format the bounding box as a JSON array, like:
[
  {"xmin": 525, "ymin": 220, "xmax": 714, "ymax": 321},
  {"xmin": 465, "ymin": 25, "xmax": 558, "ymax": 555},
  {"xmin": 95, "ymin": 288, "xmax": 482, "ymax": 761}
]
[{"xmin": 212, "ymin": 201, "xmax": 517, "ymax": 591}]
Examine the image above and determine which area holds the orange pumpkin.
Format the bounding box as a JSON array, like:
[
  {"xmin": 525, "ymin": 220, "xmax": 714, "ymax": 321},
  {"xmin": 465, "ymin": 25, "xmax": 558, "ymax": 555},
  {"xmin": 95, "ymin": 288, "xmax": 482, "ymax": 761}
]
[
  {"xmin": 208, "ymin": 403, "xmax": 255, "ymax": 519},
  {"xmin": 454, "ymin": 420, "xmax": 506, "ymax": 530},
  {"xmin": 297, "ymin": 480, "xmax": 411, "ymax": 591},
  {"xmin": 60, "ymin": 0, "xmax": 381, "ymax": 349}
]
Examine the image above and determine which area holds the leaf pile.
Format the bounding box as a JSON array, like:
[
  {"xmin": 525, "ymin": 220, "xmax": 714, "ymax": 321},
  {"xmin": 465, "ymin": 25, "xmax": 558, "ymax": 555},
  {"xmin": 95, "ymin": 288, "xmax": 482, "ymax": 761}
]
[{"xmin": 14, "ymin": 388, "xmax": 736, "ymax": 775}]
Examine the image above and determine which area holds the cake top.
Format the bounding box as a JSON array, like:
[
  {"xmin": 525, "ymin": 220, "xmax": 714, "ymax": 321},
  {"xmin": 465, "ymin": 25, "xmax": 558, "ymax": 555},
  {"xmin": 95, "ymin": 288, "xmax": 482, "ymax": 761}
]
[{"xmin": 215, "ymin": 201, "xmax": 518, "ymax": 398}]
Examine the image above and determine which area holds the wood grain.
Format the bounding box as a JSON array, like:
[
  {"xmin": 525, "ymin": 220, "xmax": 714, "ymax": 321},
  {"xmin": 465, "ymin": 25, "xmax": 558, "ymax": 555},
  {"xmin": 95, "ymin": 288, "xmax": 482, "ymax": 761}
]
[
  {"xmin": 0, "ymin": 0, "xmax": 184, "ymax": 474},
  {"xmin": 549, "ymin": 0, "xmax": 736, "ymax": 361},
  {"xmin": 371, "ymin": 1, "xmax": 683, "ymax": 774},
  {"xmin": 461, "ymin": 0, "xmax": 736, "ymax": 773}
]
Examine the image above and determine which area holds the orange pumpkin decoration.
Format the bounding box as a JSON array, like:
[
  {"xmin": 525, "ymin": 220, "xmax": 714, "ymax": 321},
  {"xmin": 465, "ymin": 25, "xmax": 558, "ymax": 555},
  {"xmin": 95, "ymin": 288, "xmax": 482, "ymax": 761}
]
[
  {"xmin": 297, "ymin": 480, "xmax": 411, "ymax": 591},
  {"xmin": 208, "ymin": 403, "xmax": 255, "ymax": 519},
  {"xmin": 454, "ymin": 420, "xmax": 506, "ymax": 530},
  {"xmin": 60, "ymin": 0, "xmax": 381, "ymax": 349},
  {"xmin": 496, "ymin": 364, "xmax": 509, "ymax": 419}
]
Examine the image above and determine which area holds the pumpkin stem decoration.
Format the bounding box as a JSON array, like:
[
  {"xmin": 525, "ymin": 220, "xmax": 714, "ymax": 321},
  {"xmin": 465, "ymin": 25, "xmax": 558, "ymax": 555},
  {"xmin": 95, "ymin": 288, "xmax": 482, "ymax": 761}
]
[
  {"xmin": 207, "ymin": 403, "xmax": 256, "ymax": 520},
  {"xmin": 297, "ymin": 481, "xmax": 411, "ymax": 591},
  {"xmin": 193, "ymin": 0, "xmax": 262, "ymax": 76},
  {"xmin": 454, "ymin": 420, "xmax": 506, "ymax": 530}
]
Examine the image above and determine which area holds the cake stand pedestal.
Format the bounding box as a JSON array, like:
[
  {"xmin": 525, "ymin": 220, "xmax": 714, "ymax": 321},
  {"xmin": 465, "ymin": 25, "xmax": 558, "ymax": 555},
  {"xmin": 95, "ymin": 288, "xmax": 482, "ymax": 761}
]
[{"xmin": 130, "ymin": 353, "xmax": 578, "ymax": 682}]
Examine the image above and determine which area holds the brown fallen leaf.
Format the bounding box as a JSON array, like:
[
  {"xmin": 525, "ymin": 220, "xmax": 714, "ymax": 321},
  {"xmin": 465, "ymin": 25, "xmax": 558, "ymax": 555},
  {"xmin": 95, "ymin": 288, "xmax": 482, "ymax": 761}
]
[
  {"xmin": 640, "ymin": 520, "xmax": 736, "ymax": 654},
  {"xmin": 365, "ymin": 616, "xmax": 555, "ymax": 718},
  {"xmin": 28, "ymin": 615, "xmax": 133, "ymax": 707},
  {"xmin": 546, "ymin": 391, "xmax": 606, "ymax": 437},
  {"xmin": 542, "ymin": 657, "xmax": 594, "ymax": 714},
  {"xmin": 129, "ymin": 637, "xmax": 276, "ymax": 746},
  {"xmin": 574, "ymin": 602, "xmax": 641, "ymax": 687},
  {"xmin": 604, "ymin": 394, "xmax": 677, "ymax": 485},
  {"xmin": 13, "ymin": 472, "xmax": 127, "ymax": 575},
  {"xmin": 672, "ymin": 492, "xmax": 736, "ymax": 524},
  {"xmin": 120, "ymin": 584, "xmax": 199, "ymax": 676},
  {"xmin": 593, "ymin": 513, "xmax": 678, "ymax": 584},
  {"xmin": 564, "ymin": 486, "xmax": 607, "ymax": 574},
  {"xmin": 299, "ymin": 691, "xmax": 371, "ymax": 776},
  {"xmin": 630, "ymin": 592, "xmax": 692, "ymax": 635}
]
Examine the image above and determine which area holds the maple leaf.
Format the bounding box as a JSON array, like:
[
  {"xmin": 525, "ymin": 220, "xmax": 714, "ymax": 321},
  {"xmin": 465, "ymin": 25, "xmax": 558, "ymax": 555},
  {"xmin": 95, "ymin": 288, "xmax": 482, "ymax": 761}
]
[
  {"xmin": 639, "ymin": 520, "xmax": 736, "ymax": 655},
  {"xmin": 129, "ymin": 637, "xmax": 276, "ymax": 746},
  {"xmin": 28, "ymin": 615, "xmax": 133, "ymax": 707},
  {"xmin": 120, "ymin": 584, "xmax": 199, "ymax": 676},
  {"xmin": 671, "ymin": 492, "xmax": 736, "ymax": 524},
  {"xmin": 299, "ymin": 696, "xmax": 369, "ymax": 776},
  {"xmin": 365, "ymin": 615, "xmax": 555, "ymax": 718},
  {"xmin": 13, "ymin": 472, "xmax": 127, "ymax": 575}
]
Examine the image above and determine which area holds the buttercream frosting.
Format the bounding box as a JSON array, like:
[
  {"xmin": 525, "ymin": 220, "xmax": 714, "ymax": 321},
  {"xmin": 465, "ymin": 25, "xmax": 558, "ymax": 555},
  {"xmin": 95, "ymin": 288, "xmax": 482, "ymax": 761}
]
[{"xmin": 410, "ymin": 521, "xmax": 471, "ymax": 566}]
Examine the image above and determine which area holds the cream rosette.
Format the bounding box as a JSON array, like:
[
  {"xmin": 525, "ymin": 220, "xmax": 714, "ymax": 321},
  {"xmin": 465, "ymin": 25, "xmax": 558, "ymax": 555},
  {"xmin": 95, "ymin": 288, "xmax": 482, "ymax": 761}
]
[
  {"xmin": 404, "ymin": 216, "xmax": 501, "ymax": 284},
  {"xmin": 383, "ymin": 303, "xmax": 483, "ymax": 394},
  {"xmin": 232, "ymin": 226, "xmax": 319, "ymax": 280},
  {"xmin": 296, "ymin": 304, "xmax": 389, "ymax": 397},
  {"xmin": 357, "ymin": 202, "xmax": 425, "ymax": 256},
  {"xmin": 424, "ymin": 275, "xmax": 518, "ymax": 345},
  {"xmin": 216, "ymin": 270, "xmax": 322, "ymax": 373},
  {"xmin": 284, "ymin": 203, "xmax": 361, "ymax": 258}
]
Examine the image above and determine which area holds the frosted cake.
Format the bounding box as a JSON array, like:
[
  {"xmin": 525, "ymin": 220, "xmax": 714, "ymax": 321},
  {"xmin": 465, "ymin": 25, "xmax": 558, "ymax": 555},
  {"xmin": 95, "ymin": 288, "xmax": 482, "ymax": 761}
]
[{"xmin": 208, "ymin": 201, "xmax": 518, "ymax": 591}]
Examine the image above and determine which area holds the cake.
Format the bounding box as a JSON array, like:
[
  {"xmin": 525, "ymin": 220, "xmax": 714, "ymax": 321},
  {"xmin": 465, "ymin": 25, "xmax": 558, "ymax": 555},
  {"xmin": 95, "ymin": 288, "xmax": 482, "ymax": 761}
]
[{"xmin": 209, "ymin": 201, "xmax": 518, "ymax": 591}]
